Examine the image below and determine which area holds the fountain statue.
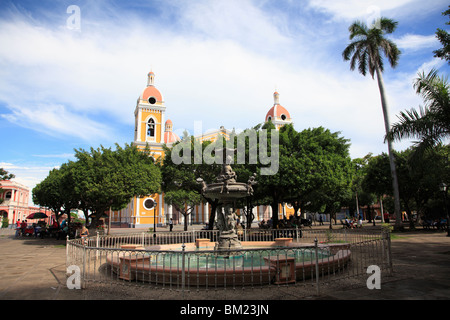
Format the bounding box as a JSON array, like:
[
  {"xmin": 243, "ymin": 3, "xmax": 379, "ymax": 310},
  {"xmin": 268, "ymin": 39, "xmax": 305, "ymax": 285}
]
[{"xmin": 197, "ymin": 148, "xmax": 256, "ymax": 252}]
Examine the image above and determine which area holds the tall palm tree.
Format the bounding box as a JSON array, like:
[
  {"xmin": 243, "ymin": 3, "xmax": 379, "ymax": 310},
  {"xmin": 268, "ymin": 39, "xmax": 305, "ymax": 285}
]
[
  {"xmin": 387, "ymin": 69, "xmax": 450, "ymax": 155},
  {"xmin": 342, "ymin": 18, "xmax": 403, "ymax": 229}
]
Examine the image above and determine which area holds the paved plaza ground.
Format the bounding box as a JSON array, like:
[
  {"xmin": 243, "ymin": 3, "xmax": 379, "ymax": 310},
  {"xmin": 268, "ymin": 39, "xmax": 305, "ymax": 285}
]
[{"xmin": 0, "ymin": 223, "xmax": 449, "ymax": 305}]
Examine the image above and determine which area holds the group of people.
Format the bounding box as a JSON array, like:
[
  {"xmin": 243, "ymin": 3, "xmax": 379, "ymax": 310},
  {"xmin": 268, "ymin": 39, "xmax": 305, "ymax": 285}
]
[
  {"xmin": 258, "ymin": 215, "xmax": 315, "ymax": 229},
  {"xmin": 15, "ymin": 218, "xmax": 59, "ymax": 238},
  {"xmin": 422, "ymin": 217, "xmax": 448, "ymax": 230},
  {"xmin": 15, "ymin": 219, "xmax": 29, "ymax": 237},
  {"xmin": 342, "ymin": 216, "xmax": 363, "ymax": 229},
  {"xmin": 14, "ymin": 218, "xmax": 90, "ymax": 243},
  {"xmin": 258, "ymin": 218, "xmax": 273, "ymax": 229}
]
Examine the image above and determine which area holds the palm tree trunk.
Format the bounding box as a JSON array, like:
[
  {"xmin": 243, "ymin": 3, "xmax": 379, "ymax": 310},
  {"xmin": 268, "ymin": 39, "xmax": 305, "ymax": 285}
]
[{"xmin": 375, "ymin": 65, "xmax": 403, "ymax": 230}]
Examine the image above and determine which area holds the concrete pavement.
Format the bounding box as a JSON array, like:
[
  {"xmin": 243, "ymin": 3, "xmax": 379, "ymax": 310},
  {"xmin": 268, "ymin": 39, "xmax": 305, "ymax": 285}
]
[{"xmin": 1, "ymin": 225, "xmax": 449, "ymax": 301}]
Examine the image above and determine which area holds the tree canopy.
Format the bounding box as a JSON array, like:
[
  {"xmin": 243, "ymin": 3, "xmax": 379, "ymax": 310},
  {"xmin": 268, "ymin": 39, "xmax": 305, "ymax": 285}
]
[
  {"xmin": 434, "ymin": 6, "xmax": 450, "ymax": 64},
  {"xmin": 362, "ymin": 145, "xmax": 450, "ymax": 228},
  {"xmin": 33, "ymin": 143, "xmax": 161, "ymax": 230},
  {"xmin": 160, "ymin": 137, "xmax": 218, "ymax": 231},
  {"xmin": 0, "ymin": 168, "xmax": 15, "ymax": 205},
  {"xmin": 387, "ymin": 69, "xmax": 450, "ymax": 157}
]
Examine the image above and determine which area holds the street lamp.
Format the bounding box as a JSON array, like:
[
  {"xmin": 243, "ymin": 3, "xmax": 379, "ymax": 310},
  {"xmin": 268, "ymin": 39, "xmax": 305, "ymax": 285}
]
[
  {"xmin": 439, "ymin": 183, "xmax": 450, "ymax": 237},
  {"xmin": 153, "ymin": 201, "xmax": 158, "ymax": 234},
  {"xmin": 144, "ymin": 198, "xmax": 158, "ymax": 233}
]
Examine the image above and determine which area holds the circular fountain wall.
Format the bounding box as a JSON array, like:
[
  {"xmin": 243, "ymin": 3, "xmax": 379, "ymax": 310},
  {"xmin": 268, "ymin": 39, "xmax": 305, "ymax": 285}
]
[{"xmin": 106, "ymin": 239, "xmax": 351, "ymax": 286}]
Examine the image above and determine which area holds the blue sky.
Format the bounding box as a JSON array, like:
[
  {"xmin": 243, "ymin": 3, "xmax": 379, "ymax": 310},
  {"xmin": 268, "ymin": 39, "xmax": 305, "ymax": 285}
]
[{"xmin": 0, "ymin": 0, "xmax": 449, "ymax": 200}]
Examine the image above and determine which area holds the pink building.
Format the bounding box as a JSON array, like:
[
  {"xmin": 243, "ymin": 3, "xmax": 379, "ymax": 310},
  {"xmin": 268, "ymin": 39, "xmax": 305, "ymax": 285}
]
[{"xmin": 0, "ymin": 180, "xmax": 52, "ymax": 227}]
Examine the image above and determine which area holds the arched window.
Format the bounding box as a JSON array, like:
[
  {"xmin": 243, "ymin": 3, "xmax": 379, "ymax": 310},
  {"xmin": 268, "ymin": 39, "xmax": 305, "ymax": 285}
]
[{"xmin": 147, "ymin": 118, "xmax": 155, "ymax": 137}]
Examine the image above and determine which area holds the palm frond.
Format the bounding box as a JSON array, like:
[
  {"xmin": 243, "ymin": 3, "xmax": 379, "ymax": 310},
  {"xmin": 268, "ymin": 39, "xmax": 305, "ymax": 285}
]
[
  {"xmin": 342, "ymin": 41, "xmax": 357, "ymax": 62},
  {"xmin": 414, "ymin": 69, "xmax": 450, "ymax": 113},
  {"xmin": 348, "ymin": 21, "xmax": 368, "ymax": 39},
  {"xmin": 358, "ymin": 48, "xmax": 369, "ymax": 76},
  {"xmin": 380, "ymin": 39, "xmax": 401, "ymax": 68},
  {"xmin": 387, "ymin": 106, "xmax": 433, "ymax": 141},
  {"xmin": 378, "ymin": 17, "xmax": 399, "ymax": 34}
]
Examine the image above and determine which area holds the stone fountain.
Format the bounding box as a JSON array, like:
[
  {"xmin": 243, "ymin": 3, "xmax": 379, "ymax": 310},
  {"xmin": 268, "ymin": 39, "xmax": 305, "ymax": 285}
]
[
  {"xmin": 105, "ymin": 147, "xmax": 352, "ymax": 287},
  {"xmin": 197, "ymin": 148, "xmax": 257, "ymax": 252}
]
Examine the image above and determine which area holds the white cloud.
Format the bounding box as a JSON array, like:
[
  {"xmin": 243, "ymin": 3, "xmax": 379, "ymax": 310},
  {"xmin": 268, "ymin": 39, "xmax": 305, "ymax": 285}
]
[
  {"xmin": 0, "ymin": 161, "xmax": 58, "ymax": 198},
  {"xmin": 1, "ymin": 102, "xmax": 111, "ymax": 142},
  {"xmin": 0, "ymin": 0, "xmax": 444, "ymax": 168},
  {"xmin": 394, "ymin": 34, "xmax": 438, "ymax": 51},
  {"xmin": 32, "ymin": 153, "xmax": 74, "ymax": 159},
  {"xmin": 307, "ymin": 0, "xmax": 447, "ymax": 21},
  {"xmin": 307, "ymin": 0, "xmax": 411, "ymax": 20},
  {"xmin": 178, "ymin": 0, "xmax": 292, "ymax": 52}
]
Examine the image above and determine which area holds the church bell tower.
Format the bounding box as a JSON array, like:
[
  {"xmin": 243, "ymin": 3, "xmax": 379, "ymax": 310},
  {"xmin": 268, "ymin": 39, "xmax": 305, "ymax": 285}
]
[{"xmin": 133, "ymin": 71, "xmax": 166, "ymax": 158}]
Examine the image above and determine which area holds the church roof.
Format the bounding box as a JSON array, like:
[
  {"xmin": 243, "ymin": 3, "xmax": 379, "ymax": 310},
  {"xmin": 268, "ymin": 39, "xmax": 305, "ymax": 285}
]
[
  {"xmin": 265, "ymin": 91, "xmax": 291, "ymax": 122},
  {"xmin": 265, "ymin": 104, "xmax": 291, "ymax": 121},
  {"xmin": 141, "ymin": 86, "xmax": 163, "ymax": 103},
  {"xmin": 164, "ymin": 131, "xmax": 180, "ymax": 144},
  {"xmin": 140, "ymin": 71, "xmax": 163, "ymax": 103},
  {"xmin": 164, "ymin": 119, "xmax": 180, "ymax": 144}
]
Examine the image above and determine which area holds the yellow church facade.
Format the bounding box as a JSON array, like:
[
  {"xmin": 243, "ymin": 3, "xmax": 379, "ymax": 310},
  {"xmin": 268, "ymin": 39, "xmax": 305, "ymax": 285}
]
[{"xmin": 110, "ymin": 71, "xmax": 295, "ymax": 229}]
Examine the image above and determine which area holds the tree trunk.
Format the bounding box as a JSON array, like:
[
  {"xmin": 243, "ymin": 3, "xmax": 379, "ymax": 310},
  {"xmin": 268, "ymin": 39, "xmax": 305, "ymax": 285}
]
[
  {"xmin": 245, "ymin": 198, "xmax": 255, "ymax": 229},
  {"xmin": 270, "ymin": 201, "xmax": 279, "ymax": 228},
  {"xmin": 183, "ymin": 212, "xmax": 188, "ymax": 231},
  {"xmin": 375, "ymin": 65, "xmax": 403, "ymax": 230},
  {"xmin": 329, "ymin": 211, "xmax": 333, "ymax": 229},
  {"xmin": 88, "ymin": 214, "xmax": 101, "ymax": 231},
  {"xmin": 207, "ymin": 199, "xmax": 218, "ymax": 230},
  {"xmin": 293, "ymin": 202, "xmax": 300, "ymax": 220}
]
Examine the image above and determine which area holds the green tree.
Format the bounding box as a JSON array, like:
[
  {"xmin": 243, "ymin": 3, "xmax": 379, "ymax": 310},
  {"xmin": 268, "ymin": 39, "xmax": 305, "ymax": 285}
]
[
  {"xmin": 342, "ymin": 17, "xmax": 402, "ymax": 229},
  {"xmin": 32, "ymin": 164, "xmax": 75, "ymax": 225},
  {"xmin": 347, "ymin": 154, "xmax": 374, "ymax": 218},
  {"xmin": 73, "ymin": 143, "xmax": 161, "ymax": 230},
  {"xmin": 256, "ymin": 124, "xmax": 353, "ymax": 229},
  {"xmin": 434, "ymin": 6, "xmax": 450, "ymax": 63},
  {"xmin": 363, "ymin": 146, "xmax": 450, "ymax": 229},
  {"xmin": 387, "ymin": 69, "xmax": 450, "ymax": 157},
  {"xmin": 224, "ymin": 129, "xmax": 259, "ymax": 229},
  {"xmin": 164, "ymin": 189, "xmax": 202, "ymax": 231},
  {"xmin": 294, "ymin": 127, "xmax": 353, "ymax": 228},
  {"xmin": 161, "ymin": 137, "xmax": 221, "ymax": 231},
  {"xmin": 0, "ymin": 168, "xmax": 15, "ymax": 205},
  {"xmin": 0, "ymin": 168, "xmax": 14, "ymax": 181},
  {"xmin": 252, "ymin": 121, "xmax": 284, "ymax": 228}
]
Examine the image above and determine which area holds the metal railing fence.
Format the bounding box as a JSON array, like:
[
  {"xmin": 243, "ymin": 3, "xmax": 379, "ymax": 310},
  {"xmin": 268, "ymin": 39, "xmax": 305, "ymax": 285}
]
[{"xmin": 66, "ymin": 227, "xmax": 392, "ymax": 296}]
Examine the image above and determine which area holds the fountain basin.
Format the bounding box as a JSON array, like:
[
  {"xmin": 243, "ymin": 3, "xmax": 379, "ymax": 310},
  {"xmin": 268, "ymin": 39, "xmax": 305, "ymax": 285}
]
[
  {"xmin": 106, "ymin": 240, "xmax": 351, "ymax": 286},
  {"xmin": 202, "ymin": 182, "xmax": 250, "ymax": 200}
]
